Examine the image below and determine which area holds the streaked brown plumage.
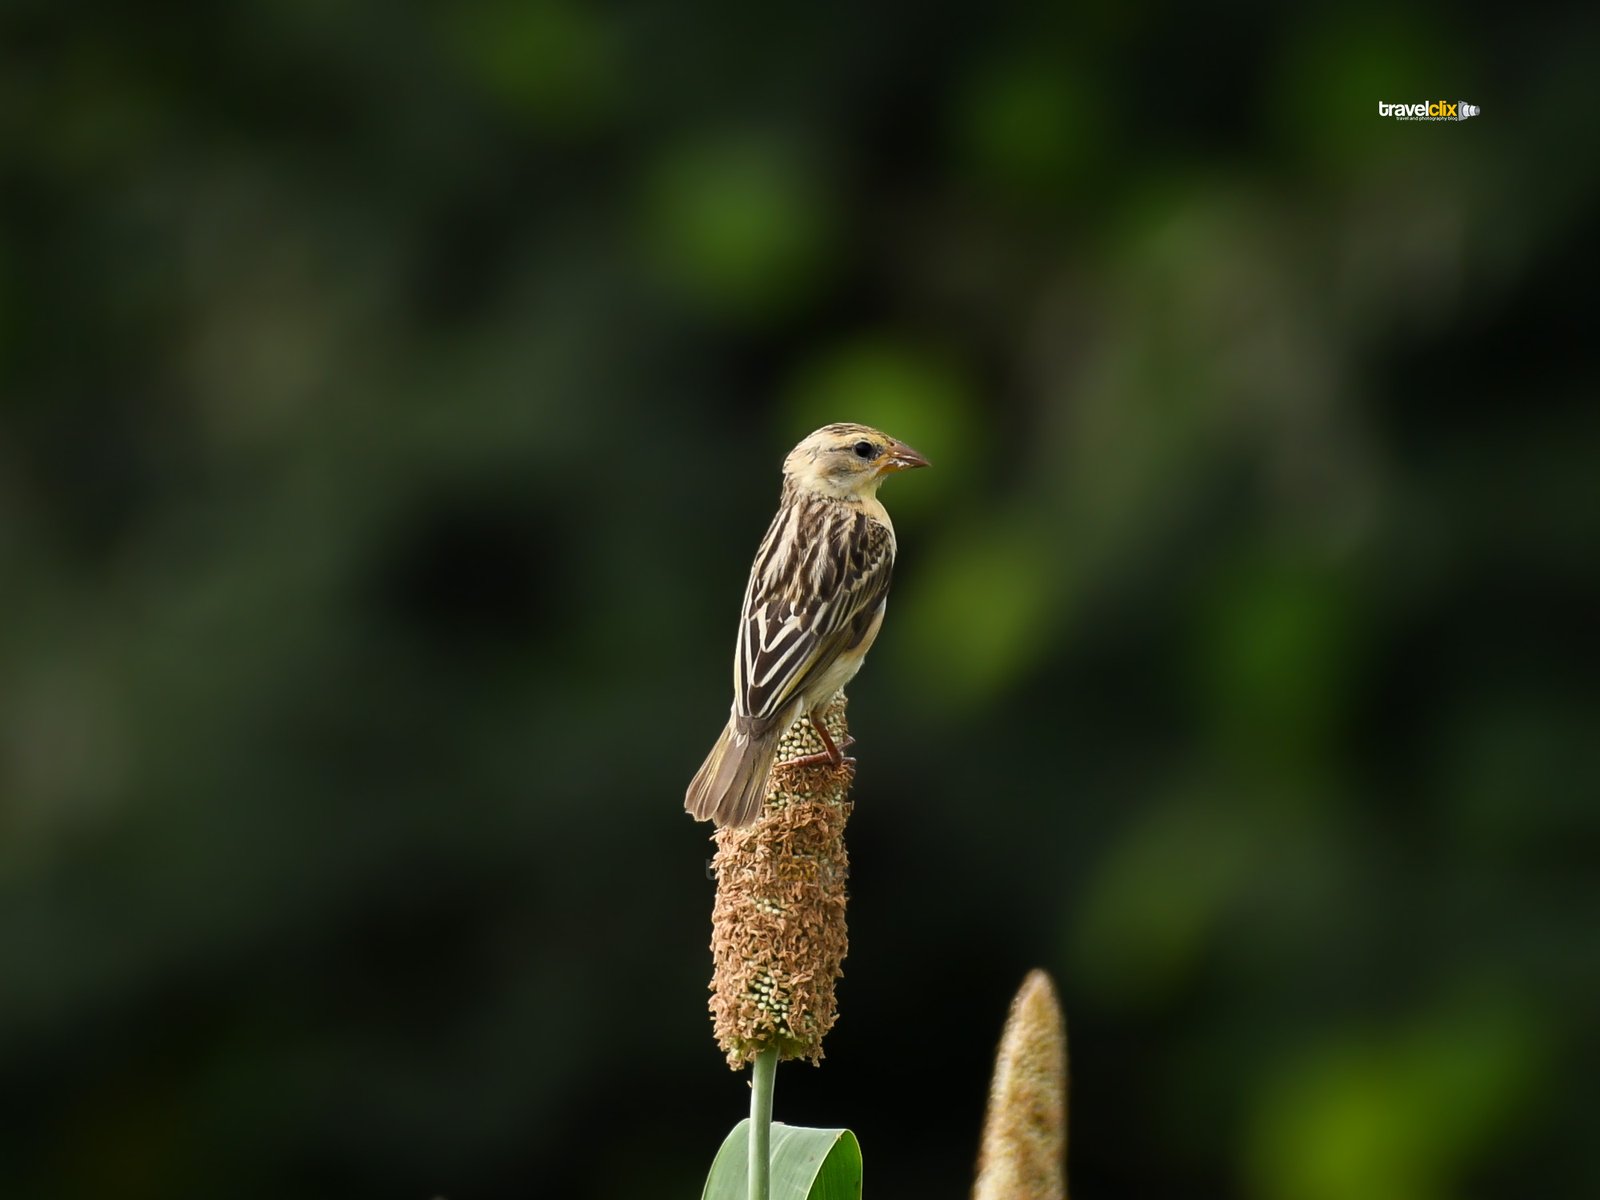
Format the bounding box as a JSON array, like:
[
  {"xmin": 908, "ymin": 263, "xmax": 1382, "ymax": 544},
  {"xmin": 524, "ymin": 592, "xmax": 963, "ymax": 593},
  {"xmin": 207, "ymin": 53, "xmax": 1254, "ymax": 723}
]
[{"xmin": 685, "ymin": 423, "xmax": 929, "ymax": 827}]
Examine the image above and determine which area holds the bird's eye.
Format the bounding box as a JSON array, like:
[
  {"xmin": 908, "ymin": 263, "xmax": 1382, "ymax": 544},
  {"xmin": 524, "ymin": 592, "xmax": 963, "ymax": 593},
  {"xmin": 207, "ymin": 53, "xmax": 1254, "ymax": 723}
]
[{"xmin": 853, "ymin": 441, "xmax": 876, "ymax": 459}]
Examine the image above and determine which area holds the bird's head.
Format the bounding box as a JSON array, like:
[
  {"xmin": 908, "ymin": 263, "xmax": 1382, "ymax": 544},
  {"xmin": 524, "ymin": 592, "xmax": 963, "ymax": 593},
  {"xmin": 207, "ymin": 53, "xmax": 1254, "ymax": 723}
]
[{"xmin": 782, "ymin": 423, "xmax": 930, "ymax": 500}]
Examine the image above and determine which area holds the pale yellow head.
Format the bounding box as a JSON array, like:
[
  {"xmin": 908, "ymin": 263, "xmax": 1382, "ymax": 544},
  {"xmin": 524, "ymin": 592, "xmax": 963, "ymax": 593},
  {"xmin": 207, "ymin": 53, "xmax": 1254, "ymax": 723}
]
[{"xmin": 782, "ymin": 423, "xmax": 930, "ymax": 501}]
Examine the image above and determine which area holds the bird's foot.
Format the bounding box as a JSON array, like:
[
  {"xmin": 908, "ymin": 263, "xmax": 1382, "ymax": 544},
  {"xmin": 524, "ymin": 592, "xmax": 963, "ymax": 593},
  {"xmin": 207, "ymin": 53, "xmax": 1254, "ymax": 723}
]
[
  {"xmin": 787, "ymin": 750, "xmax": 857, "ymax": 769},
  {"xmin": 787, "ymin": 729, "xmax": 856, "ymax": 768}
]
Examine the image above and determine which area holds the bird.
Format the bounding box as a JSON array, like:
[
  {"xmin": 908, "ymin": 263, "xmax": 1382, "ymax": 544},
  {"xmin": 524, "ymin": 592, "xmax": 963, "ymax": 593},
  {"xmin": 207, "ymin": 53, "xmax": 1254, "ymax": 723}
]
[{"xmin": 685, "ymin": 422, "xmax": 929, "ymax": 827}]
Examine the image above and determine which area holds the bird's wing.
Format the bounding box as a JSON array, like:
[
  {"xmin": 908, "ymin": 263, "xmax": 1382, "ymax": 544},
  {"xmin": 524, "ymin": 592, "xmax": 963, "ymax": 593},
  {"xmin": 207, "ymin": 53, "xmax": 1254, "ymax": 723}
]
[{"xmin": 733, "ymin": 499, "xmax": 895, "ymax": 725}]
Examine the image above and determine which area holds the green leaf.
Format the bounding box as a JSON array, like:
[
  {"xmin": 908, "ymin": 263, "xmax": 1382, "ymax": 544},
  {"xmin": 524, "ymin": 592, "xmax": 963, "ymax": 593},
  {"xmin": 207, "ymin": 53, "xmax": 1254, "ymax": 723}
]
[{"xmin": 702, "ymin": 1120, "xmax": 863, "ymax": 1200}]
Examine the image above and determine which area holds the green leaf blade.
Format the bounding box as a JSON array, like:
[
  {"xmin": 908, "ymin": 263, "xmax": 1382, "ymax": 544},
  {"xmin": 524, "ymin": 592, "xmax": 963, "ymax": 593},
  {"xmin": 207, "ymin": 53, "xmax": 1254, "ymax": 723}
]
[{"xmin": 703, "ymin": 1120, "xmax": 863, "ymax": 1200}]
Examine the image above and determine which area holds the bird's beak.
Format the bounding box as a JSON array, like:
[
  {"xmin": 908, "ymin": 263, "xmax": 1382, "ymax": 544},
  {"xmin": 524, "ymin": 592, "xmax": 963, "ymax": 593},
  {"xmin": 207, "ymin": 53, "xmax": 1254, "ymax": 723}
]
[{"xmin": 878, "ymin": 440, "xmax": 931, "ymax": 473}]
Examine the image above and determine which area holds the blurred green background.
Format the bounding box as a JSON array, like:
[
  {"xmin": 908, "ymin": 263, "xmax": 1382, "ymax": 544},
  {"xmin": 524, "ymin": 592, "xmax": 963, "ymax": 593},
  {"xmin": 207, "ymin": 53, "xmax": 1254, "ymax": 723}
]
[{"xmin": 3, "ymin": 2, "xmax": 1596, "ymax": 1197}]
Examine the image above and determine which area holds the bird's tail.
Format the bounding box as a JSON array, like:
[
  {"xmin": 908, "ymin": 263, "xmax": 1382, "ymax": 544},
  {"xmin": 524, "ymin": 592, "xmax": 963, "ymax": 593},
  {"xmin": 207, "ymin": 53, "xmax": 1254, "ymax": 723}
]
[{"xmin": 685, "ymin": 716, "xmax": 781, "ymax": 827}]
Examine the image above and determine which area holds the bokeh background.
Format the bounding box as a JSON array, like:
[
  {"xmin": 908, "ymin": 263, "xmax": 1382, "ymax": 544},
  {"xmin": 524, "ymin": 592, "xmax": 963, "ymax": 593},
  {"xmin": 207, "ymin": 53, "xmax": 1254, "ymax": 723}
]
[{"xmin": 3, "ymin": 2, "xmax": 1596, "ymax": 1197}]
